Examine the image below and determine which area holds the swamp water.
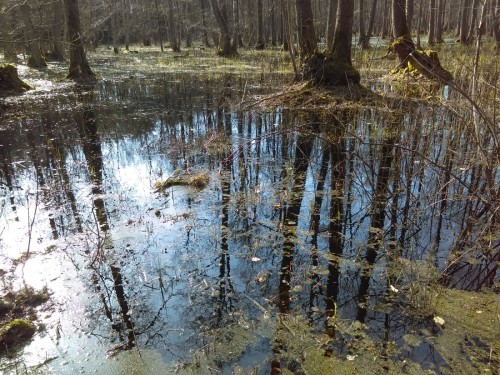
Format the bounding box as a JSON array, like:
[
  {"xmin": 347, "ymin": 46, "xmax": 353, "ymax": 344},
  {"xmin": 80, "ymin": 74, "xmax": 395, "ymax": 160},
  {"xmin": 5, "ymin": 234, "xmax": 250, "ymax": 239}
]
[{"xmin": 0, "ymin": 70, "xmax": 498, "ymax": 374}]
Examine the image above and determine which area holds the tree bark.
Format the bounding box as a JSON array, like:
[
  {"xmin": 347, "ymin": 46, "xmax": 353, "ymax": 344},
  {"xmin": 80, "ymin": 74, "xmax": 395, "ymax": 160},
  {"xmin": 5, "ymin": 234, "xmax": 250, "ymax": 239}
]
[
  {"xmin": 270, "ymin": 0, "xmax": 277, "ymax": 46},
  {"xmin": 435, "ymin": 0, "xmax": 444, "ymax": 43},
  {"xmin": 167, "ymin": 0, "xmax": 180, "ymax": 51},
  {"xmin": 299, "ymin": 0, "xmax": 360, "ymax": 85},
  {"xmin": 64, "ymin": 0, "xmax": 95, "ymax": 80},
  {"xmin": 358, "ymin": 0, "xmax": 370, "ymax": 49},
  {"xmin": 154, "ymin": 0, "xmax": 164, "ymax": 51},
  {"xmin": 428, "ymin": 0, "xmax": 436, "ymax": 45},
  {"xmin": 295, "ymin": 0, "xmax": 317, "ymax": 57},
  {"xmin": 200, "ymin": 0, "xmax": 211, "ymax": 47},
  {"xmin": 365, "ymin": 0, "xmax": 378, "ymax": 45},
  {"xmin": 406, "ymin": 0, "xmax": 414, "ymax": 31},
  {"xmin": 20, "ymin": 3, "xmax": 46, "ymax": 68},
  {"xmin": 50, "ymin": 0, "xmax": 66, "ymax": 61},
  {"xmin": 208, "ymin": 0, "xmax": 237, "ymax": 56},
  {"xmin": 467, "ymin": 0, "xmax": 481, "ymax": 42},
  {"xmin": 494, "ymin": 0, "xmax": 500, "ymax": 49},
  {"xmin": 232, "ymin": 0, "xmax": 241, "ymax": 48},
  {"xmin": 459, "ymin": 0, "xmax": 471, "ymax": 44},
  {"xmin": 326, "ymin": 0, "xmax": 338, "ymax": 52},
  {"xmin": 256, "ymin": 0, "xmax": 265, "ymax": 49}
]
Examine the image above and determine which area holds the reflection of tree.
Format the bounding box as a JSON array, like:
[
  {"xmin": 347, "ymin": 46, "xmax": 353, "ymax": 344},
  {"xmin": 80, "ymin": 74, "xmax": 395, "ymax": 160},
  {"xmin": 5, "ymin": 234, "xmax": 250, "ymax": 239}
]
[
  {"xmin": 43, "ymin": 113, "xmax": 83, "ymax": 233},
  {"xmin": 273, "ymin": 121, "xmax": 313, "ymax": 373},
  {"xmin": 278, "ymin": 126, "xmax": 313, "ymax": 313},
  {"xmin": 0, "ymin": 130, "xmax": 19, "ymax": 221},
  {"xmin": 216, "ymin": 98, "xmax": 235, "ymax": 324},
  {"xmin": 76, "ymin": 90, "xmax": 109, "ymax": 232},
  {"xmin": 74, "ymin": 86, "xmax": 136, "ymax": 349},
  {"xmin": 325, "ymin": 117, "xmax": 346, "ymax": 337},
  {"xmin": 356, "ymin": 117, "xmax": 398, "ymax": 323}
]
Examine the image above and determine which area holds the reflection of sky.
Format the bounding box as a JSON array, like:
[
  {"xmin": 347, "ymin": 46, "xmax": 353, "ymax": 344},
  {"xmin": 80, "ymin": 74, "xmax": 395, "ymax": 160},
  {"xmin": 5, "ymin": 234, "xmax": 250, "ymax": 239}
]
[{"xmin": 0, "ymin": 77, "xmax": 487, "ymax": 373}]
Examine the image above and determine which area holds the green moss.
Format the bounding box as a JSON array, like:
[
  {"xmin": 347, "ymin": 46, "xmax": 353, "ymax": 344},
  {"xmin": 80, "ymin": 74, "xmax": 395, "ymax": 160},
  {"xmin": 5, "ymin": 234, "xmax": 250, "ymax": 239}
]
[
  {"xmin": 432, "ymin": 288, "xmax": 500, "ymax": 373},
  {"xmin": 0, "ymin": 319, "xmax": 36, "ymax": 351}
]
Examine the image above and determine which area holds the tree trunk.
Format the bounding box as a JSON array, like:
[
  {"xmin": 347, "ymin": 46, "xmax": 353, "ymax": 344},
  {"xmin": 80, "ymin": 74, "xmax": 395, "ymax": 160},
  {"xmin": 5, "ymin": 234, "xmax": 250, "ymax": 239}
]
[
  {"xmin": 167, "ymin": 0, "xmax": 180, "ymax": 51},
  {"xmin": 0, "ymin": 10, "xmax": 18, "ymax": 62},
  {"xmin": 326, "ymin": 0, "xmax": 338, "ymax": 52},
  {"xmin": 299, "ymin": 0, "xmax": 360, "ymax": 85},
  {"xmin": 200, "ymin": 0, "xmax": 211, "ymax": 47},
  {"xmin": 459, "ymin": 0, "xmax": 471, "ymax": 44},
  {"xmin": 154, "ymin": 0, "xmax": 164, "ymax": 51},
  {"xmin": 232, "ymin": 0, "xmax": 241, "ymax": 48},
  {"xmin": 295, "ymin": 0, "xmax": 317, "ymax": 57},
  {"xmin": 111, "ymin": 11, "xmax": 119, "ymax": 53},
  {"xmin": 50, "ymin": 0, "xmax": 66, "ymax": 61},
  {"xmin": 365, "ymin": 0, "xmax": 378, "ymax": 44},
  {"xmin": 494, "ymin": 0, "xmax": 500, "ymax": 49},
  {"xmin": 428, "ymin": 0, "xmax": 436, "ymax": 45},
  {"xmin": 406, "ymin": 0, "xmax": 414, "ymax": 31},
  {"xmin": 467, "ymin": 0, "xmax": 481, "ymax": 43},
  {"xmin": 208, "ymin": 0, "xmax": 238, "ymax": 56},
  {"xmin": 435, "ymin": 0, "xmax": 444, "ymax": 42},
  {"xmin": 64, "ymin": 0, "xmax": 95, "ymax": 80},
  {"xmin": 256, "ymin": 0, "xmax": 265, "ymax": 49},
  {"xmin": 358, "ymin": 0, "xmax": 370, "ymax": 49},
  {"xmin": 20, "ymin": 3, "xmax": 47, "ymax": 68},
  {"xmin": 332, "ymin": 0, "xmax": 356, "ymax": 64},
  {"xmin": 122, "ymin": 0, "xmax": 130, "ymax": 50},
  {"xmin": 270, "ymin": 0, "xmax": 277, "ymax": 46}
]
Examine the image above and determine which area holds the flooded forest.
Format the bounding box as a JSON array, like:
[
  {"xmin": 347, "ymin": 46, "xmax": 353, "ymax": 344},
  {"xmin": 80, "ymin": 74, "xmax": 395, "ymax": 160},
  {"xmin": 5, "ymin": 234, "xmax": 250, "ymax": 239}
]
[{"xmin": 0, "ymin": 0, "xmax": 499, "ymax": 374}]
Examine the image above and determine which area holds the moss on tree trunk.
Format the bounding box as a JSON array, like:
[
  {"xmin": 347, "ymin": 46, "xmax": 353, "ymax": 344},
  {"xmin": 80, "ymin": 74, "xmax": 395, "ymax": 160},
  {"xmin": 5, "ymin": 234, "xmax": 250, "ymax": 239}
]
[
  {"xmin": 391, "ymin": 36, "xmax": 453, "ymax": 82},
  {"xmin": 0, "ymin": 64, "xmax": 32, "ymax": 95}
]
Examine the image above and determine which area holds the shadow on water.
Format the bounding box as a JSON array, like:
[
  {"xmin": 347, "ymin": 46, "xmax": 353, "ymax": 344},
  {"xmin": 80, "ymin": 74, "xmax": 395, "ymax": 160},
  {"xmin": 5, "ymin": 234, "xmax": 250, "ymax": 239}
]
[{"xmin": 0, "ymin": 73, "xmax": 498, "ymax": 373}]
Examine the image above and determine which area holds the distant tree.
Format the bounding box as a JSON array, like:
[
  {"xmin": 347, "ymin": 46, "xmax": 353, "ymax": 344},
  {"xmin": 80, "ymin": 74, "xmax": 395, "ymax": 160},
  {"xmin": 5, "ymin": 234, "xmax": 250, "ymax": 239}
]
[
  {"xmin": 200, "ymin": 0, "xmax": 211, "ymax": 47},
  {"xmin": 255, "ymin": 0, "xmax": 265, "ymax": 49},
  {"xmin": 494, "ymin": 0, "xmax": 500, "ymax": 49},
  {"xmin": 466, "ymin": 0, "xmax": 481, "ymax": 43},
  {"xmin": 270, "ymin": 0, "xmax": 277, "ymax": 46},
  {"xmin": 296, "ymin": 0, "xmax": 360, "ymax": 85},
  {"xmin": 49, "ymin": 0, "xmax": 66, "ymax": 61},
  {"xmin": 358, "ymin": 0, "xmax": 369, "ymax": 49},
  {"xmin": 232, "ymin": 0, "xmax": 241, "ymax": 49},
  {"xmin": 406, "ymin": 0, "xmax": 414, "ymax": 30},
  {"xmin": 64, "ymin": 0, "xmax": 95, "ymax": 80},
  {"xmin": 459, "ymin": 0, "xmax": 471, "ymax": 44},
  {"xmin": 435, "ymin": 0, "xmax": 444, "ymax": 43},
  {"xmin": 428, "ymin": 0, "xmax": 436, "ymax": 45},
  {"xmin": 325, "ymin": 0, "xmax": 337, "ymax": 52},
  {"xmin": 167, "ymin": 0, "xmax": 180, "ymax": 52}
]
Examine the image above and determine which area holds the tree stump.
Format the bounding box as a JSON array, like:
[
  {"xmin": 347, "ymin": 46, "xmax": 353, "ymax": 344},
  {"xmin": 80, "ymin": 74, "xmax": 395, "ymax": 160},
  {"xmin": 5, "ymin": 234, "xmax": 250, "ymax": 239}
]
[{"xmin": 0, "ymin": 65, "xmax": 32, "ymax": 95}]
